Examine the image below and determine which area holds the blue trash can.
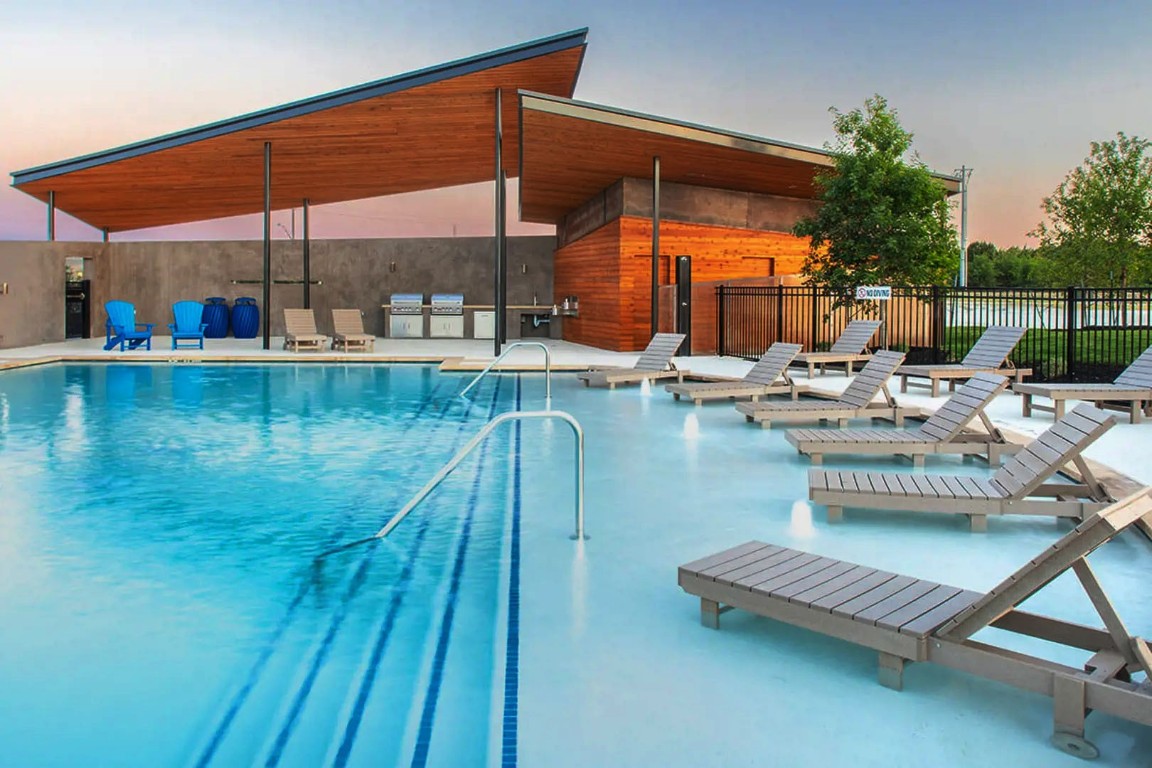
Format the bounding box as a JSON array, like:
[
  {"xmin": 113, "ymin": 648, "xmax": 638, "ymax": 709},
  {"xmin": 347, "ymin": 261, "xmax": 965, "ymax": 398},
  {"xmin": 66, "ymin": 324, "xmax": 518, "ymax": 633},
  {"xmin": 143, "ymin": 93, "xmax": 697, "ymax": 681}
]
[
  {"xmin": 202, "ymin": 297, "xmax": 230, "ymax": 338},
  {"xmin": 232, "ymin": 297, "xmax": 260, "ymax": 339}
]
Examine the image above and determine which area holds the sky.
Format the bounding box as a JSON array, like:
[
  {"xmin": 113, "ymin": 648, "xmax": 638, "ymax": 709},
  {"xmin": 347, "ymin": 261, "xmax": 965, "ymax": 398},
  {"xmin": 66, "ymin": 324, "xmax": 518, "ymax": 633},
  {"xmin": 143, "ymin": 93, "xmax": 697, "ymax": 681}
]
[{"xmin": 2, "ymin": 0, "xmax": 1150, "ymax": 247}]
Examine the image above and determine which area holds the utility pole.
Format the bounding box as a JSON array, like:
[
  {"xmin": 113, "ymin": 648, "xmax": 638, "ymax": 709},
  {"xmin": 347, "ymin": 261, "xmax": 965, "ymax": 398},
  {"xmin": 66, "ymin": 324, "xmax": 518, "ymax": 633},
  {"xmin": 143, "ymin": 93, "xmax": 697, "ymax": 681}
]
[{"xmin": 955, "ymin": 166, "xmax": 973, "ymax": 287}]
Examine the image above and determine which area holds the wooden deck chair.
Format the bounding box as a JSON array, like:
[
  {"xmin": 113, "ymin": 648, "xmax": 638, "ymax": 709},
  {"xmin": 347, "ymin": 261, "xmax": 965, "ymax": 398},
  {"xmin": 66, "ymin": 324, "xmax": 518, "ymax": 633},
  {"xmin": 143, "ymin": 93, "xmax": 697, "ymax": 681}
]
[
  {"xmin": 283, "ymin": 308, "xmax": 327, "ymax": 352},
  {"xmin": 664, "ymin": 342, "xmax": 803, "ymax": 405},
  {"xmin": 331, "ymin": 309, "xmax": 375, "ymax": 352},
  {"xmin": 1016, "ymin": 344, "xmax": 1152, "ymax": 423},
  {"xmin": 678, "ymin": 489, "xmax": 1152, "ymax": 761},
  {"xmin": 809, "ymin": 403, "xmax": 1116, "ymax": 532},
  {"xmin": 576, "ymin": 333, "xmax": 685, "ymax": 389},
  {"xmin": 786, "ymin": 373, "xmax": 1019, "ymax": 466},
  {"xmin": 792, "ymin": 319, "xmax": 882, "ymax": 377},
  {"xmin": 896, "ymin": 325, "xmax": 1031, "ymax": 396},
  {"xmin": 735, "ymin": 350, "xmax": 914, "ymax": 428}
]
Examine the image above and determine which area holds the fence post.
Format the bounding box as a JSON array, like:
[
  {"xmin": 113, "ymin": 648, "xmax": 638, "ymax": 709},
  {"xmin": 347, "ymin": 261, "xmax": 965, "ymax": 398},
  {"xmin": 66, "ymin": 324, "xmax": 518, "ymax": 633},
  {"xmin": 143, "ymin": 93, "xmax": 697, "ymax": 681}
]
[
  {"xmin": 716, "ymin": 285, "xmax": 726, "ymax": 357},
  {"xmin": 776, "ymin": 284, "xmax": 784, "ymax": 343},
  {"xmin": 809, "ymin": 286, "xmax": 819, "ymax": 352},
  {"xmin": 931, "ymin": 285, "xmax": 943, "ymax": 364},
  {"xmin": 1065, "ymin": 286, "xmax": 1077, "ymax": 382}
]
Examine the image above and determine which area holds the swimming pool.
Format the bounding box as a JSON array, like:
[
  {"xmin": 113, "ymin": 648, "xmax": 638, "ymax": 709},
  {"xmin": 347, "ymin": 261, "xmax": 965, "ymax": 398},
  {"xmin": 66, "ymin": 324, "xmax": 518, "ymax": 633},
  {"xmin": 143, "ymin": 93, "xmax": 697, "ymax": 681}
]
[{"xmin": 0, "ymin": 363, "xmax": 1148, "ymax": 766}]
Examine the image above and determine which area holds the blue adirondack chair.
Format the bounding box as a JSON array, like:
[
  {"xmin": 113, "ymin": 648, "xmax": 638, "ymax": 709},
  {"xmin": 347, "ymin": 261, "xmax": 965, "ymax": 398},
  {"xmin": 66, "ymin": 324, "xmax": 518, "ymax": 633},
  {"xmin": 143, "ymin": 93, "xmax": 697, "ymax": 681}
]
[
  {"xmin": 104, "ymin": 300, "xmax": 154, "ymax": 351},
  {"xmin": 169, "ymin": 300, "xmax": 207, "ymax": 350}
]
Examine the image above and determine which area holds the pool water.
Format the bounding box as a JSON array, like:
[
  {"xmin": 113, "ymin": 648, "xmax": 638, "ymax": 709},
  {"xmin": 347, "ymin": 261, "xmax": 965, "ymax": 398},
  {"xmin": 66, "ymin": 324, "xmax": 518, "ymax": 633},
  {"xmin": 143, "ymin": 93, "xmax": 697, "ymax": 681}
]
[{"xmin": 0, "ymin": 364, "xmax": 1148, "ymax": 767}]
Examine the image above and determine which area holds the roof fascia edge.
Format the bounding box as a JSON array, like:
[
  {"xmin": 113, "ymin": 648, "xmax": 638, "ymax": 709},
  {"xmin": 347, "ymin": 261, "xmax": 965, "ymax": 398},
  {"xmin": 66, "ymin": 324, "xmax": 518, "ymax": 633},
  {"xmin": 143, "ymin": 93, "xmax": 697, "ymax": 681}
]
[{"xmin": 12, "ymin": 29, "xmax": 589, "ymax": 187}]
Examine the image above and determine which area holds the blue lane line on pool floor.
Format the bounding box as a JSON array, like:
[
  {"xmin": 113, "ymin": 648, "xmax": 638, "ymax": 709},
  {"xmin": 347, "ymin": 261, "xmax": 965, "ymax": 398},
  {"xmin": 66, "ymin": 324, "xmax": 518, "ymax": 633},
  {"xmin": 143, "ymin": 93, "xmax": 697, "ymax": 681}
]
[
  {"xmin": 193, "ymin": 378, "xmax": 460, "ymax": 768},
  {"xmin": 408, "ymin": 377, "xmax": 508, "ymax": 768},
  {"xmin": 331, "ymin": 376, "xmax": 507, "ymax": 766},
  {"xmin": 262, "ymin": 380, "xmax": 503, "ymax": 768},
  {"xmin": 501, "ymin": 373, "xmax": 523, "ymax": 767}
]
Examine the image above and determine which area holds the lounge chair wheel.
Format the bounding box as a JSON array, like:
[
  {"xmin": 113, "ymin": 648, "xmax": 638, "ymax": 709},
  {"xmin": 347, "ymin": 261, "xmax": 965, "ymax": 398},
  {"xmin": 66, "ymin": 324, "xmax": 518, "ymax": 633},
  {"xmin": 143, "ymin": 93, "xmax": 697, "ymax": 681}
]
[{"xmin": 1050, "ymin": 732, "xmax": 1098, "ymax": 760}]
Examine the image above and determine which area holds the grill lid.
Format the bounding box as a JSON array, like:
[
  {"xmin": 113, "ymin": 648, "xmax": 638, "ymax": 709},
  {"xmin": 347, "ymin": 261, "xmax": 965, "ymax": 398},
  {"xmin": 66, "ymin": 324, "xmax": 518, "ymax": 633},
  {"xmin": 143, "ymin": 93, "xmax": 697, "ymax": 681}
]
[{"xmin": 430, "ymin": 293, "xmax": 464, "ymax": 315}]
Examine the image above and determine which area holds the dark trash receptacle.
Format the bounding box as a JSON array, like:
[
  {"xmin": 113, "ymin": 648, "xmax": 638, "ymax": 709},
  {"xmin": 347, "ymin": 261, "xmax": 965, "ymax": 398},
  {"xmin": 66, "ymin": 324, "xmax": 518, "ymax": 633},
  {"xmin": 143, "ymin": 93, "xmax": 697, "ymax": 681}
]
[
  {"xmin": 232, "ymin": 297, "xmax": 259, "ymax": 339},
  {"xmin": 202, "ymin": 297, "xmax": 230, "ymax": 338}
]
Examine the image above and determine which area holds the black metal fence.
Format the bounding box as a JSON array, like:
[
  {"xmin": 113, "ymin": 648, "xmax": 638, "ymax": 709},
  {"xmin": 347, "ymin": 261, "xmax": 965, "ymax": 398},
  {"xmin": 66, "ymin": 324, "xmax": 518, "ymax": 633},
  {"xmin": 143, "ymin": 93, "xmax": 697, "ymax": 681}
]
[{"xmin": 716, "ymin": 285, "xmax": 1152, "ymax": 383}]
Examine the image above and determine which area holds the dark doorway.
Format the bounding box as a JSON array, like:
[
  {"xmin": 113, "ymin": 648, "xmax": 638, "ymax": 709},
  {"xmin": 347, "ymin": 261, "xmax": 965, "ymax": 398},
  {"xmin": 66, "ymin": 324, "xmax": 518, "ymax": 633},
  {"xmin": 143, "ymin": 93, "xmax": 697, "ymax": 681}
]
[
  {"xmin": 66, "ymin": 280, "xmax": 91, "ymax": 339},
  {"xmin": 675, "ymin": 255, "xmax": 691, "ymax": 354}
]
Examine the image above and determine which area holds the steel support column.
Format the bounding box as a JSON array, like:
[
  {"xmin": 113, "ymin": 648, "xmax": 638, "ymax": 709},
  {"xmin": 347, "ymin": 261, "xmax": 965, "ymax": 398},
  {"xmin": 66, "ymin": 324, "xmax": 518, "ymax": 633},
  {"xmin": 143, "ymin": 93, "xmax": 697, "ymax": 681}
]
[
  {"xmin": 651, "ymin": 156, "xmax": 661, "ymax": 339},
  {"xmin": 493, "ymin": 87, "xmax": 505, "ymax": 355},
  {"xmin": 302, "ymin": 199, "xmax": 311, "ymax": 309},
  {"xmin": 262, "ymin": 142, "xmax": 272, "ymax": 350},
  {"xmin": 47, "ymin": 190, "xmax": 55, "ymax": 241},
  {"xmin": 499, "ymin": 169, "xmax": 508, "ymax": 344},
  {"xmin": 101, "ymin": 228, "xmax": 109, "ymax": 243}
]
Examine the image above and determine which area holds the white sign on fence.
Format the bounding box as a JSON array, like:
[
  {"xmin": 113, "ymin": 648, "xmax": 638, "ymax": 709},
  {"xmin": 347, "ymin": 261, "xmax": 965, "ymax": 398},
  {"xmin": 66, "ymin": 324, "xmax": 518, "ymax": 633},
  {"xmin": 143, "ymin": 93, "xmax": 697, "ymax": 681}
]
[{"xmin": 855, "ymin": 285, "xmax": 892, "ymax": 301}]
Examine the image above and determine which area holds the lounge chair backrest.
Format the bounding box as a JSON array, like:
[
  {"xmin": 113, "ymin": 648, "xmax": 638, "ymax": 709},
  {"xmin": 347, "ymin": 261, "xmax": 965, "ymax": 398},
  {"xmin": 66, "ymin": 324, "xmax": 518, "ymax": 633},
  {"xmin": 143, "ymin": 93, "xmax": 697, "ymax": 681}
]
[
  {"xmin": 827, "ymin": 320, "xmax": 882, "ymax": 354},
  {"xmin": 284, "ymin": 308, "xmax": 319, "ymax": 335},
  {"xmin": 918, "ymin": 373, "xmax": 1008, "ymax": 442},
  {"xmin": 1113, "ymin": 344, "xmax": 1152, "ymax": 388},
  {"xmin": 106, "ymin": 300, "xmax": 137, "ymax": 331},
  {"xmin": 937, "ymin": 488, "xmax": 1152, "ymax": 641},
  {"xmin": 989, "ymin": 404, "xmax": 1114, "ymax": 498},
  {"xmin": 960, "ymin": 325, "xmax": 1025, "ymax": 367},
  {"xmin": 171, "ymin": 301, "xmax": 204, "ymax": 333},
  {"xmin": 744, "ymin": 342, "xmax": 803, "ymax": 385},
  {"xmin": 838, "ymin": 350, "xmax": 906, "ymax": 407},
  {"xmin": 332, "ymin": 309, "xmax": 366, "ymax": 336},
  {"xmin": 634, "ymin": 333, "xmax": 685, "ymax": 371}
]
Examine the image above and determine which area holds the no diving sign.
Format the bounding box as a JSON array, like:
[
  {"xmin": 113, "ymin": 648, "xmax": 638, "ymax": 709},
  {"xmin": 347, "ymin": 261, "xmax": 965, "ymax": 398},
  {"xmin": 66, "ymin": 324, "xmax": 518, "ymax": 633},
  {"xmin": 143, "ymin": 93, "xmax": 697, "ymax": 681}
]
[{"xmin": 855, "ymin": 285, "xmax": 892, "ymax": 301}]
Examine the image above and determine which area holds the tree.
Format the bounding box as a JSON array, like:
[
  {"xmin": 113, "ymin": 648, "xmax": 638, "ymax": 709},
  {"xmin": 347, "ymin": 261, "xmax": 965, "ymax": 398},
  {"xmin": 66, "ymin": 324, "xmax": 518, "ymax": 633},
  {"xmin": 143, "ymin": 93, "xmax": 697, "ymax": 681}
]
[
  {"xmin": 794, "ymin": 95, "xmax": 959, "ymax": 306},
  {"xmin": 1032, "ymin": 133, "xmax": 1152, "ymax": 288}
]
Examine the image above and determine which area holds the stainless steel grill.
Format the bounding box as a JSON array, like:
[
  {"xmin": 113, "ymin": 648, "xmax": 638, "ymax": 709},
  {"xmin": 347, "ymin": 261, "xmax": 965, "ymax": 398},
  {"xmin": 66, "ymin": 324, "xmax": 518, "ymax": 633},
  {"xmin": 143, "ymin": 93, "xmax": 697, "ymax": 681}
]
[
  {"xmin": 430, "ymin": 293, "xmax": 464, "ymax": 316},
  {"xmin": 390, "ymin": 293, "xmax": 424, "ymax": 315}
]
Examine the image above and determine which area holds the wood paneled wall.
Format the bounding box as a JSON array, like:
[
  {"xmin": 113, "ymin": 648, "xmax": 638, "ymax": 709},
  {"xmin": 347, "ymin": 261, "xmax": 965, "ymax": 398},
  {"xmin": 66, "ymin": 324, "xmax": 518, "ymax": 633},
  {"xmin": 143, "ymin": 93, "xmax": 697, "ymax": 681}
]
[{"xmin": 554, "ymin": 216, "xmax": 811, "ymax": 351}]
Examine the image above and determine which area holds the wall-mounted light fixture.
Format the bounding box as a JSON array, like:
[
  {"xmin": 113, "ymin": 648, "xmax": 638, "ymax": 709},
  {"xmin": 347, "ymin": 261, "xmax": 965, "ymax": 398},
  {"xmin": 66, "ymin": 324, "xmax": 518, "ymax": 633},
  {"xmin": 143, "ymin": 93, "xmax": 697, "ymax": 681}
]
[
  {"xmin": 521, "ymin": 264, "xmax": 528, "ymax": 274},
  {"xmin": 389, "ymin": 262, "xmax": 397, "ymax": 273},
  {"xmin": 0, "ymin": 282, "xmax": 8, "ymax": 295}
]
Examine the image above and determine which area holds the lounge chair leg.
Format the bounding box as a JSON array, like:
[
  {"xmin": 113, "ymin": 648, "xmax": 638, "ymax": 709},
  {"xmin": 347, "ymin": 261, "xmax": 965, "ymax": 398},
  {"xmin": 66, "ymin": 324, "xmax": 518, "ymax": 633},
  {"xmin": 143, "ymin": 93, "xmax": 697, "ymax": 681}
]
[
  {"xmin": 845, "ymin": 362, "xmax": 854, "ymax": 377},
  {"xmin": 1051, "ymin": 676, "xmax": 1098, "ymax": 759},
  {"xmin": 900, "ymin": 374, "xmax": 908, "ymax": 394},
  {"xmin": 808, "ymin": 363, "xmax": 815, "ymax": 379},
  {"xmin": 931, "ymin": 379, "xmax": 940, "ymax": 397},
  {"xmin": 1022, "ymin": 393, "xmax": 1032, "ymax": 418},
  {"xmin": 608, "ymin": 382, "xmax": 616, "ymax": 390},
  {"xmin": 809, "ymin": 454, "xmax": 823, "ymax": 466},
  {"xmin": 1054, "ymin": 400, "xmax": 1065, "ymax": 420},
  {"xmin": 694, "ymin": 398, "xmax": 703, "ymax": 406},
  {"xmin": 987, "ymin": 445, "xmax": 1002, "ymax": 467},
  {"xmin": 1130, "ymin": 401, "xmax": 1141, "ymax": 424},
  {"xmin": 826, "ymin": 505, "xmax": 843, "ymax": 523},
  {"xmin": 672, "ymin": 393, "xmax": 681, "ymax": 401},
  {"xmin": 968, "ymin": 514, "xmax": 988, "ymax": 533},
  {"xmin": 837, "ymin": 418, "xmax": 849, "ymax": 428},
  {"xmin": 893, "ymin": 411, "xmax": 905, "ymax": 427},
  {"xmin": 912, "ymin": 455, "xmax": 925, "ymax": 468},
  {"xmin": 877, "ymin": 652, "xmax": 905, "ymax": 691},
  {"xmin": 701, "ymin": 598, "xmax": 722, "ymax": 630},
  {"xmin": 760, "ymin": 420, "xmax": 772, "ymax": 429}
]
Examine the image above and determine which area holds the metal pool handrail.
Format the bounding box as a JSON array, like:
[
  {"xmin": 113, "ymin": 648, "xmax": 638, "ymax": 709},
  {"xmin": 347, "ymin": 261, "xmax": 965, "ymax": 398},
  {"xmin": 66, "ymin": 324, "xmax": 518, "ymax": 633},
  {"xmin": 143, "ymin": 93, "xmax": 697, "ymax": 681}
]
[
  {"xmin": 315, "ymin": 410, "xmax": 585, "ymax": 560},
  {"xmin": 460, "ymin": 341, "xmax": 552, "ymax": 406}
]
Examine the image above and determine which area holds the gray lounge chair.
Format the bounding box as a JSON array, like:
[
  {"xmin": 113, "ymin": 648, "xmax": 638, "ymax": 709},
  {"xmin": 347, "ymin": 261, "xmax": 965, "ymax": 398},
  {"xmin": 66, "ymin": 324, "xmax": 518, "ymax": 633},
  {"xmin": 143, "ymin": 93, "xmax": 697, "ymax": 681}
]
[
  {"xmin": 896, "ymin": 325, "xmax": 1030, "ymax": 396},
  {"xmin": 1016, "ymin": 344, "xmax": 1152, "ymax": 423},
  {"xmin": 735, "ymin": 350, "xmax": 914, "ymax": 428},
  {"xmin": 678, "ymin": 489, "xmax": 1152, "ymax": 761},
  {"xmin": 577, "ymin": 333, "xmax": 685, "ymax": 389},
  {"xmin": 785, "ymin": 372, "xmax": 1018, "ymax": 466},
  {"xmin": 793, "ymin": 319, "xmax": 882, "ymax": 377},
  {"xmin": 283, "ymin": 308, "xmax": 327, "ymax": 352},
  {"xmin": 809, "ymin": 404, "xmax": 1115, "ymax": 531},
  {"xmin": 331, "ymin": 309, "xmax": 375, "ymax": 352},
  {"xmin": 665, "ymin": 342, "xmax": 803, "ymax": 405}
]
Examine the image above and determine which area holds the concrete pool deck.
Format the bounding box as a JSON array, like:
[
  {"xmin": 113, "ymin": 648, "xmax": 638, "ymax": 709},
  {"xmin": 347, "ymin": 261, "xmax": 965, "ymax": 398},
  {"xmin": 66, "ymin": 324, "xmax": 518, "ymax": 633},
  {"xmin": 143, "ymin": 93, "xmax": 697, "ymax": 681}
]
[{"xmin": 3, "ymin": 335, "xmax": 1152, "ymax": 496}]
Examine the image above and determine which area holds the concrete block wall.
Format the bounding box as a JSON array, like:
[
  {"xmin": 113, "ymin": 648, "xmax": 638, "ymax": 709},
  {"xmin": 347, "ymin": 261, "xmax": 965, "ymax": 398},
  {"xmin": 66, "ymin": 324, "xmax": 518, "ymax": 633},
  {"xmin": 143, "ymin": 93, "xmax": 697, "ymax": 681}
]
[{"xmin": 0, "ymin": 241, "xmax": 100, "ymax": 348}]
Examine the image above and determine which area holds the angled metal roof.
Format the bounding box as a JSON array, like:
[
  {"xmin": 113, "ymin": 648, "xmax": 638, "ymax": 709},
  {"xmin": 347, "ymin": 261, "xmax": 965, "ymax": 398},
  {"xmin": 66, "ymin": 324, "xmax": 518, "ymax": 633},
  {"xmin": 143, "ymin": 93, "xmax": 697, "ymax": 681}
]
[
  {"xmin": 518, "ymin": 90, "xmax": 962, "ymax": 224},
  {"xmin": 11, "ymin": 29, "xmax": 588, "ymax": 232}
]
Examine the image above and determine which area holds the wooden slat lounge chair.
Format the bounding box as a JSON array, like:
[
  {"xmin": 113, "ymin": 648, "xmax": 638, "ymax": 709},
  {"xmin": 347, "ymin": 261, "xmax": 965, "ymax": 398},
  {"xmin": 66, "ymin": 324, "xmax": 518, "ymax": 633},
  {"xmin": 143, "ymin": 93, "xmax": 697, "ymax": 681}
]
[
  {"xmin": 792, "ymin": 319, "xmax": 882, "ymax": 377},
  {"xmin": 664, "ymin": 342, "xmax": 803, "ymax": 405},
  {"xmin": 283, "ymin": 308, "xmax": 327, "ymax": 352},
  {"xmin": 735, "ymin": 350, "xmax": 915, "ymax": 428},
  {"xmin": 785, "ymin": 373, "xmax": 1019, "ymax": 466},
  {"xmin": 678, "ymin": 489, "xmax": 1152, "ymax": 760},
  {"xmin": 576, "ymin": 333, "xmax": 685, "ymax": 389},
  {"xmin": 896, "ymin": 325, "xmax": 1030, "ymax": 396},
  {"xmin": 331, "ymin": 309, "xmax": 375, "ymax": 352},
  {"xmin": 809, "ymin": 403, "xmax": 1116, "ymax": 532},
  {"xmin": 1016, "ymin": 344, "xmax": 1152, "ymax": 424}
]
